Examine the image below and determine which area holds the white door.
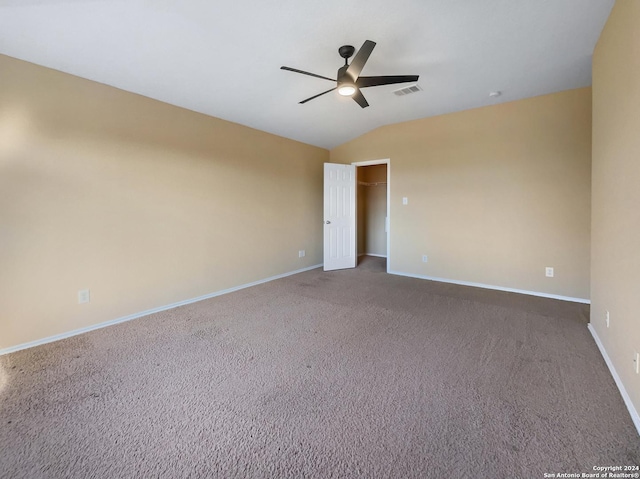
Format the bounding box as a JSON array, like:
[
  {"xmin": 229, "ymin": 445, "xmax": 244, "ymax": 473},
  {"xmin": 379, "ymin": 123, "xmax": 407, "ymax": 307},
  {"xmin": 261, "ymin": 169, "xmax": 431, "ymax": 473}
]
[{"xmin": 324, "ymin": 163, "xmax": 356, "ymax": 271}]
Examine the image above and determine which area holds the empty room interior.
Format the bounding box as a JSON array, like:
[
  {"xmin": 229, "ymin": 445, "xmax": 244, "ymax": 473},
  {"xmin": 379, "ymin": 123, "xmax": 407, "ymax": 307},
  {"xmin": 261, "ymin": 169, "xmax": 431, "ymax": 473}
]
[{"xmin": 1, "ymin": 1, "xmax": 639, "ymax": 477}]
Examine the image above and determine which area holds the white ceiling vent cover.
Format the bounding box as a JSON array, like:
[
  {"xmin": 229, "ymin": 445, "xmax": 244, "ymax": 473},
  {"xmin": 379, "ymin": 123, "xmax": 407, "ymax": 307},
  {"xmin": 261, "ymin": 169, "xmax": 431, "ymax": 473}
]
[{"xmin": 393, "ymin": 84, "xmax": 423, "ymax": 96}]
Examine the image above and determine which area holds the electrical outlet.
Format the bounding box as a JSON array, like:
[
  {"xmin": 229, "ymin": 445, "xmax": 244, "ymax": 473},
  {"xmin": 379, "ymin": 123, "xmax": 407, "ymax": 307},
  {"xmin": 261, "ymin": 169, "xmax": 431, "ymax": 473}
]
[
  {"xmin": 422, "ymin": 255, "xmax": 428, "ymax": 263},
  {"xmin": 545, "ymin": 267, "xmax": 554, "ymax": 278},
  {"xmin": 78, "ymin": 289, "xmax": 90, "ymax": 304},
  {"xmin": 606, "ymin": 310, "xmax": 610, "ymax": 328},
  {"xmin": 298, "ymin": 250, "xmax": 305, "ymax": 258},
  {"xmin": 402, "ymin": 197, "xmax": 408, "ymax": 205},
  {"xmin": 634, "ymin": 352, "xmax": 639, "ymax": 374}
]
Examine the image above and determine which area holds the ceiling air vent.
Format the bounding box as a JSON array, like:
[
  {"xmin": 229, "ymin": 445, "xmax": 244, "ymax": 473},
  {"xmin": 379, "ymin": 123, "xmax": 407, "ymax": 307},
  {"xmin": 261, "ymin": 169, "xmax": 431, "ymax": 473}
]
[{"xmin": 393, "ymin": 84, "xmax": 422, "ymax": 96}]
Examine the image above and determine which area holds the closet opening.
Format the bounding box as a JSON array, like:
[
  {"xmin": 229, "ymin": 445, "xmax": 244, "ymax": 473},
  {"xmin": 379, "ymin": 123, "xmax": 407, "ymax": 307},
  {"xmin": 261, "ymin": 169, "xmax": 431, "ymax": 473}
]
[{"xmin": 354, "ymin": 160, "xmax": 390, "ymax": 272}]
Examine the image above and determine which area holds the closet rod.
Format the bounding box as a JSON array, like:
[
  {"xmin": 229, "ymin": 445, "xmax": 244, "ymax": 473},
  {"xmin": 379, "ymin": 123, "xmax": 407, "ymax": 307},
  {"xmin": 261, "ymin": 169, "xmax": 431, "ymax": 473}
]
[{"xmin": 358, "ymin": 181, "xmax": 387, "ymax": 187}]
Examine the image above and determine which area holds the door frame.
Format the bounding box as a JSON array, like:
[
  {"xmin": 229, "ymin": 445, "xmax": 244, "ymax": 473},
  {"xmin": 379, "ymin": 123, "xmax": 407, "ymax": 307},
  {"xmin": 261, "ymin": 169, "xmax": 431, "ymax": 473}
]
[{"xmin": 352, "ymin": 159, "xmax": 390, "ymax": 273}]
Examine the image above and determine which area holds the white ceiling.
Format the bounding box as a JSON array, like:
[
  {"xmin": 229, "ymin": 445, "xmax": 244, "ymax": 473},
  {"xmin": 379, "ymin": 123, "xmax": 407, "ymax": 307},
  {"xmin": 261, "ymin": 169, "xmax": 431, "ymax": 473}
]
[{"xmin": 0, "ymin": 0, "xmax": 614, "ymax": 149}]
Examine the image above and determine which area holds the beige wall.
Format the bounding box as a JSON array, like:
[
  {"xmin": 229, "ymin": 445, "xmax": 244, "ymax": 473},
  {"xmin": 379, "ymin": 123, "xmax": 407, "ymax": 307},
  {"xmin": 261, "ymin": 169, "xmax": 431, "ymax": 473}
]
[
  {"xmin": 591, "ymin": 1, "xmax": 640, "ymax": 417},
  {"xmin": 0, "ymin": 55, "xmax": 328, "ymax": 350},
  {"xmin": 332, "ymin": 88, "xmax": 592, "ymax": 299},
  {"xmin": 360, "ymin": 165, "xmax": 387, "ymax": 256}
]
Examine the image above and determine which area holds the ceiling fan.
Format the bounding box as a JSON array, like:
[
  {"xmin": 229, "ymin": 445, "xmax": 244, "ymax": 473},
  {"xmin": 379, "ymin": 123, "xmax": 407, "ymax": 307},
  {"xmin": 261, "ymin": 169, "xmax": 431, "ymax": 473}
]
[{"xmin": 281, "ymin": 40, "xmax": 419, "ymax": 108}]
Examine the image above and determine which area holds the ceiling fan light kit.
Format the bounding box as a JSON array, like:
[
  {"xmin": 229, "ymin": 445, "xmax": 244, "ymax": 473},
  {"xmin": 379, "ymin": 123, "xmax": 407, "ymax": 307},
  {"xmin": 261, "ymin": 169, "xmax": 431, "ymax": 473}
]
[
  {"xmin": 281, "ymin": 40, "xmax": 419, "ymax": 108},
  {"xmin": 338, "ymin": 84, "xmax": 356, "ymax": 96}
]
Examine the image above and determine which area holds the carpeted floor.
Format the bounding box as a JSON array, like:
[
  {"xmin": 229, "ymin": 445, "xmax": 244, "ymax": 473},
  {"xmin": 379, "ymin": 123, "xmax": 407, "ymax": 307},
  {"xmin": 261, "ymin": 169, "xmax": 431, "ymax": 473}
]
[{"xmin": 1, "ymin": 256, "xmax": 638, "ymax": 478}]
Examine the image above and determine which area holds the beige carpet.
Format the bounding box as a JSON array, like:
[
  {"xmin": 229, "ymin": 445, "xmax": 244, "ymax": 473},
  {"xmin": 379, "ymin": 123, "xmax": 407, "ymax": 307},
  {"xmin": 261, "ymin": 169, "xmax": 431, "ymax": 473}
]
[{"xmin": 1, "ymin": 256, "xmax": 638, "ymax": 478}]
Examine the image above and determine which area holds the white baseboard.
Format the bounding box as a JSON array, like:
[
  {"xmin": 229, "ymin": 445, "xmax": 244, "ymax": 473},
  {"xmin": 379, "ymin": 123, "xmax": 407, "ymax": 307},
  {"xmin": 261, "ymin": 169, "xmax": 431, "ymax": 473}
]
[
  {"xmin": 0, "ymin": 263, "xmax": 322, "ymax": 356},
  {"xmin": 387, "ymin": 270, "xmax": 590, "ymax": 304},
  {"xmin": 588, "ymin": 324, "xmax": 640, "ymax": 436},
  {"xmin": 364, "ymin": 253, "xmax": 387, "ymax": 258}
]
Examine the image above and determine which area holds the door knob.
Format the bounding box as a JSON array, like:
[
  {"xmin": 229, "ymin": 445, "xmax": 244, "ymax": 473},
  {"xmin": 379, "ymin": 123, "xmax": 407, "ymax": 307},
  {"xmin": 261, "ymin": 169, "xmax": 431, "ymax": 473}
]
[{"xmin": 325, "ymin": 220, "xmax": 331, "ymax": 224}]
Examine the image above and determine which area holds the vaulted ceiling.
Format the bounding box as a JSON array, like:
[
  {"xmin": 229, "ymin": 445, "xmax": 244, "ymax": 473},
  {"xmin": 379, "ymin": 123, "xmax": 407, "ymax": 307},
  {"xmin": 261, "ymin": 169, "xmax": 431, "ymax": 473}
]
[{"xmin": 0, "ymin": 0, "xmax": 614, "ymax": 149}]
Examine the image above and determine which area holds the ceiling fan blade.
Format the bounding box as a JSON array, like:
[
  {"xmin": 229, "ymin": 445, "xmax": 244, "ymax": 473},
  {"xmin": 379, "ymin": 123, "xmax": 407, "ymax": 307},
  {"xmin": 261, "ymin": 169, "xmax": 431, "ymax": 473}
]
[
  {"xmin": 357, "ymin": 75, "xmax": 419, "ymax": 88},
  {"xmin": 299, "ymin": 87, "xmax": 337, "ymax": 104},
  {"xmin": 352, "ymin": 89, "xmax": 369, "ymax": 108},
  {"xmin": 345, "ymin": 40, "xmax": 376, "ymax": 81},
  {"xmin": 281, "ymin": 66, "xmax": 335, "ymax": 82}
]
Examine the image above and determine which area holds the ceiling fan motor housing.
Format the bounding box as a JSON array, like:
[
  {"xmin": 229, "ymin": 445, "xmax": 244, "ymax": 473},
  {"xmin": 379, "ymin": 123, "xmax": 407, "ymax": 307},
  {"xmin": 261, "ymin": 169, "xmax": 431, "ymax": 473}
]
[{"xmin": 337, "ymin": 65, "xmax": 353, "ymax": 84}]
